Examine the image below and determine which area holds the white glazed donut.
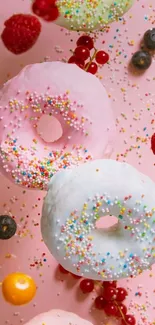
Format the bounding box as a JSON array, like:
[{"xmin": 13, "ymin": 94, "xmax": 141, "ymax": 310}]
[
  {"xmin": 25, "ymin": 309, "xmax": 93, "ymax": 325},
  {"xmin": 41, "ymin": 159, "xmax": 155, "ymax": 281},
  {"xmin": 55, "ymin": 0, "xmax": 135, "ymax": 31}
]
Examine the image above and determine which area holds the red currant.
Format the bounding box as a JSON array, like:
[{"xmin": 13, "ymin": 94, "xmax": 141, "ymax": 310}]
[
  {"xmin": 103, "ymin": 286, "xmax": 117, "ymax": 301},
  {"xmin": 77, "ymin": 64, "xmax": 84, "ymax": 69},
  {"xmin": 95, "ymin": 50, "xmax": 109, "ymax": 65},
  {"xmin": 151, "ymin": 133, "xmax": 155, "ymax": 154},
  {"xmin": 121, "ymin": 315, "xmax": 136, "ymax": 325},
  {"xmin": 32, "ymin": 0, "xmax": 59, "ymax": 21},
  {"xmin": 116, "ymin": 303, "xmax": 127, "ymax": 317},
  {"xmin": 68, "ymin": 56, "xmax": 78, "ymax": 63},
  {"xmin": 77, "ymin": 35, "xmax": 94, "ymax": 50},
  {"xmin": 43, "ymin": 5, "xmax": 59, "ymax": 21},
  {"xmin": 71, "ymin": 273, "xmax": 82, "ymax": 279},
  {"xmin": 68, "ymin": 56, "xmax": 85, "ymax": 67},
  {"xmin": 95, "ymin": 295, "xmax": 107, "ymax": 310},
  {"xmin": 32, "ymin": 0, "xmax": 51, "ymax": 17},
  {"xmin": 59, "ymin": 264, "xmax": 69, "ymax": 274},
  {"xmin": 103, "ymin": 281, "xmax": 117, "ymax": 289},
  {"xmin": 116, "ymin": 287, "xmax": 128, "ymax": 302},
  {"xmin": 74, "ymin": 46, "xmax": 90, "ymax": 61},
  {"xmin": 85, "ymin": 62, "xmax": 98, "ymax": 74},
  {"xmin": 80, "ymin": 279, "xmax": 94, "ymax": 293},
  {"xmin": 104, "ymin": 302, "xmax": 118, "ymax": 316}
]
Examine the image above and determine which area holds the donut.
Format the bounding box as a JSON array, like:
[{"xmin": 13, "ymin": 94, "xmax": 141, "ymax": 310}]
[
  {"xmin": 41, "ymin": 159, "xmax": 155, "ymax": 281},
  {"xmin": 54, "ymin": 0, "xmax": 135, "ymax": 31},
  {"xmin": 0, "ymin": 62, "xmax": 116, "ymax": 190},
  {"xmin": 25, "ymin": 309, "xmax": 93, "ymax": 325}
]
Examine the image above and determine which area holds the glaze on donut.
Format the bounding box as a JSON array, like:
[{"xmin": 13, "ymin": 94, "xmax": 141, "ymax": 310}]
[
  {"xmin": 0, "ymin": 62, "xmax": 116, "ymax": 190},
  {"xmin": 55, "ymin": 0, "xmax": 135, "ymax": 31},
  {"xmin": 41, "ymin": 159, "xmax": 155, "ymax": 280},
  {"xmin": 25, "ymin": 309, "xmax": 93, "ymax": 325}
]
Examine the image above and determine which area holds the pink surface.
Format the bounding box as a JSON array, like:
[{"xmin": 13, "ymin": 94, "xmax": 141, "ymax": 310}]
[
  {"xmin": 37, "ymin": 115, "xmax": 63, "ymax": 143},
  {"xmin": 0, "ymin": 0, "xmax": 155, "ymax": 325}
]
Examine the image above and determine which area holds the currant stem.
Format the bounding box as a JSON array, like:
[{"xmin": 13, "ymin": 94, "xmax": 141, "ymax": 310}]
[
  {"xmin": 94, "ymin": 280, "xmax": 103, "ymax": 289},
  {"xmin": 85, "ymin": 48, "xmax": 98, "ymax": 71},
  {"xmin": 114, "ymin": 301, "xmax": 129, "ymax": 325}
]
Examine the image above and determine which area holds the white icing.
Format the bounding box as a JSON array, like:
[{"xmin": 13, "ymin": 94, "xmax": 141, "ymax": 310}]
[{"xmin": 41, "ymin": 159, "xmax": 155, "ymax": 280}]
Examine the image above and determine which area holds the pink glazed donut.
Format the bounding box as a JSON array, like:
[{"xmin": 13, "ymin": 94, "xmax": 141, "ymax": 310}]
[
  {"xmin": 0, "ymin": 61, "xmax": 115, "ymax": 190},
  {"xmin": 25, "ymin": 310, "xmax": 93, "ymax": 325}
]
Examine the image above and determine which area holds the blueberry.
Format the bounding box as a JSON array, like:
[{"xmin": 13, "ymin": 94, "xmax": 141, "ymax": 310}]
[
  {"xmin": 131, "ymin": 51, "xmax": 152, "ymax": 70},
  {"xmin": 0, "ymin": 215, "xmax": 17, "ymax": 239},
  {"xmin": 144, "ymin": 28, "xmax": 155, "ymax": 50}
]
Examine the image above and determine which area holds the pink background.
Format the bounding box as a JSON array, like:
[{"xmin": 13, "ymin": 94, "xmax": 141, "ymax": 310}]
[{"xmin": 0, "ymin": 0, "xmax": 155, "ymax": 324}]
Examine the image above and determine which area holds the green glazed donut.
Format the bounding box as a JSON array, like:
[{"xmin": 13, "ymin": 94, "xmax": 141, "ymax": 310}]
[{"xmin": 55, "ymin": 0, "xmax": 135, "ymax": 31}]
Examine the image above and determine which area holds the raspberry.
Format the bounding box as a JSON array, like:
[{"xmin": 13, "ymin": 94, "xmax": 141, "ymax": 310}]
[{"xmin": 1, "ymin": 14, "xmax": 41, "ymax": 54}]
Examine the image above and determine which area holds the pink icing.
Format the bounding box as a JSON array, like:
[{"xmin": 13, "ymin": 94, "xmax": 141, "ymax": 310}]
[
  {"xmin": 25, "ymin": 309, "xmax": 94, "ymax": 325},
  {"xmin": 0, "ymin": 61, "xmax": 116, "ymax": 190}
]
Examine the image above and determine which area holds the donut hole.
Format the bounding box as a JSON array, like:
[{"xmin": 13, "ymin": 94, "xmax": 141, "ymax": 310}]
[
  {"xmin": 36, "ymin": 114, "xmax": 63, "ymax": 143},
  {"xmin": 96, "ymin": 215, "xmax": 118, "ymax": 229}
]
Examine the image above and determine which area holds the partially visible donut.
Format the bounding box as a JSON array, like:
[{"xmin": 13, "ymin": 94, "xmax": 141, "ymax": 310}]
[
  {"xmin": 0, "ymin": 62, "xmax": 116, "ymax": 190},
  {"xmin": 41, "ymin": 159, "xmax": 155, "ymax": 280},
  {"xmin": 55, "ymin": 0, "xmax": 135, "ymax": 31},
  {"xmin": 25, "ymin": 309, "xmax": 93, "ymax": 325}
]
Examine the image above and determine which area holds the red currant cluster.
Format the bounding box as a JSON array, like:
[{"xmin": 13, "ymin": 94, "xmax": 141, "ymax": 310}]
[
  {"xmin": 94, "ymin": 281, "xmax": 136, "ymax": 325},
  {"xmin": 59, "ymin": 265, "xmax": 136, "ymax": 325},
  {"xmin": 32, "ymin": 0, "xmax": 59, "ymax": 22},
  {"xmin": 68, "ymin": 35, "xmax": 109, "ymax": 75}
]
